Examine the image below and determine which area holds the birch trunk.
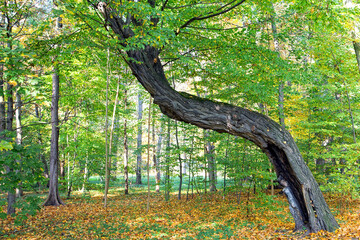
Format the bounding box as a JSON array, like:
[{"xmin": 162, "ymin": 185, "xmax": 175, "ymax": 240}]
[{"xmin": 15, "ymin": 90, "xmax": 23, "ymax": 197}]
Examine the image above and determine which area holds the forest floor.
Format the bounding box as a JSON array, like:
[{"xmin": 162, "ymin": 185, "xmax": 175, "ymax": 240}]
[{"xmin": 1, "ymin": 188, "xmax": 360, "ymax": 239}]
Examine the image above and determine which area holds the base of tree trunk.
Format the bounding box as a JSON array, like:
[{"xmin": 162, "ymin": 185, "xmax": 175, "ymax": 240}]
[
  {"xmin": 7, "ymin": 191, "xmax": 16, "ymax": 215},
  {"xmin": 43, "ymin": 193, "xmax": 64, "ymax": 206}
]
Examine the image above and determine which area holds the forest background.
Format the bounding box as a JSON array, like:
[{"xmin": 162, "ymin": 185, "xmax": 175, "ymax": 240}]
[{"xmin": 0, "ymin": 0, "xmax": 360, "ymax": 239}]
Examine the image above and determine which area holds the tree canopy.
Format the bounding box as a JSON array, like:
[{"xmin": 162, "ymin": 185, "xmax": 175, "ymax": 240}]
[{"xmin": 1, "ymin": 0, "xmax": 360, "ymax": 237}]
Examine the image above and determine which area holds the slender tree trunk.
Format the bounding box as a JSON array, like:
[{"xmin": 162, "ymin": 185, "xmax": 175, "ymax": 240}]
[
  {"xmin": 6, "ymin": 82, "xmax": 15, "ymax": 214},
  {"xmin": 59, "ymin": 154, "xmax": 65, "ymax": 181},
  {"xmin": 66, "ymin": 134, "xmax": 70, "ymax": 194},
  {"xmin": 43, "ymin": 12, "xmax": 64, "ymax": 207},
  {"xmin": 35, "ymin": 105, "xmax": 49, "ymax": 181},
  {"xmin": 82, "ymin": 153, "xmax": 89, "ymax": 193},
  {"xmin": 136, "ymin": 92, "xmax": 143, "ymax": 185},
  {"xmin": 164, "ymin": 117, "xmax": 171, "ymax": 201},
  {"xmin": 123, "ymin": 86, "xmax": 129, "ymax": 194},
  {"xmin": 271, "ymin": 12, "xmax": 285, "ymax": 128},
  {"xmin": 67, "ymin": 127, "xmax": 78, "ymax": 198},
  {"xmin": 146, "ymin": 97, "xmax": 152, "ymax": 211},
  {"xmin": 44, "ymin": 68, "xmax": 64, "ymax": 206},
  {"xmin": 105, "ymin": 74, "xmax": 120, "ymax": 200},
  {"xmin": 2, "ymin": 10, "xmax": 16, "ymax": 214},
  {"xmin": 0, "ymin": 65, "xmax": 5, "ymax": 134},
  {"xmin": 15, "ymin": 90, "xmax": 23, "ymax": 197},
  {"xmin": 0, "ymin": 12, "xmax": 6, "ymax": 132},
  {"xmin": 153, "ymin": 117, "xmax": 163, "ymax": 193},
  {"xmin": 175, "ymin": 121, "xmax": 183, "ymax": 199},
  {"xmin": 203, "ymin": 132, "xmax": 207, "ymax": 194},
  {"xmin": 205, "ymin": 131, "xmax": 216, "ymax": 192},
  {"xmin": 223, "ymin": 135, "xmax": 230, "ymax": 198},
  {"xmin": 104, "ymin": 48, "xmax": 110, "ymax": 208},
  {"xmin": 186, "ymin": 133, "xmax": 195, "ymax": 200}
]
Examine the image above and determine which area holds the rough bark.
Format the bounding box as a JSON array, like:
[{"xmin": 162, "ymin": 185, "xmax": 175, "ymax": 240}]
[
  {"xmin": 98, "ymin": 2, "xmax": 339, "ymax": 233},
  {"xmin": 136, "ymin": 93, "xmax": 143, "ymax": 185},
  {"xmin": 123, "ymin": 46, "xmax": 339, "ymax": 232}
]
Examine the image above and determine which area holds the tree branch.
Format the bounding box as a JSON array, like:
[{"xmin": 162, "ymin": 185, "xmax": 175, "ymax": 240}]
[
  {"xmin": 176, "ymin": 0, "xmax": 246, "ymax": 35},
  {"xmin": 161, "ymin": 0, "xmax": 169, "ymax": 11}
]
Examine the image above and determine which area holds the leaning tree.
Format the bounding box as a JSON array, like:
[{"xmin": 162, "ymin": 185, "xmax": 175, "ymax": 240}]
[{"xmin": 82, "ymin": 0, "xmax": 339, "ymax": 233}]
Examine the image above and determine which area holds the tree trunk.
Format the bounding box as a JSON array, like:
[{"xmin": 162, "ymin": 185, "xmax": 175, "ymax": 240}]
[
  {"xmin": 164, "ymin": 117, "xmax": 171, "ymax": 201},
  {"xmin": 271, "ymin": 13, "xmax": 285, "ymax": 128},
  {"xmin": 0, "ymin": 12, "xmax": 6, "ymax": 133},
  {"xmin": 186, "ymin": 133, "xmax": 195, "ymax": 200},
  {"xmin": 44, "ymin": 12, "xmax": 64, "ymax": 206},
  {"xmin": 6, "ymin": 82, "xmax": 16, "ymax": 214},
  {"xmin": 105, "ymin": 71, "xmax": 120, "ymax": 204},
  {"xmin": 99, "ymin": 3, "xmax": 339, "ymax": 232},
  {"xmin": 123, "ymin": 87, "xmax": 129, "ymax": 195},
  {"xmin": 146, "ymin": 97, "xmax": 152, "ymax": 211},
  {"xmin": 223, "ymin": 135, "xmax": 230, "ymax": 198},
  {"xmin": 353, "ymin": 40, "xmax": 360, "ymax": 73},
  {"xmin": 175, "ymin": 121, "xmax": 182, "ymax": 200},
  {"xmin": 67, "ymin": 126, "xmax": 78, "ymax": 198},
  {"xmin": 205, "ymin": 131, "xmax": 216, "ymax": 192},
  {"xmin": 0, "ymin": 65, "xmax": 5, "ymax": 133},
  {"xmin": 154, "ymin": 119, "xmax": 163, "ymax": 193},
  {"xmin": 44, "ymin": 68, "xmax": 64, "ymax": 206},
  {"xmin": 104, "ymin": 48, "xmax": 110, "ymax": 207},
  {"xmin": 136, "ymin": 92, "xmax": 143, "ymax": 185},
  {"xmin": 122, "ymin": 46, "xmax": 339, "ymax": 232},
  {"xmin": 35, "ymin": 105, "xmax": 49, "ymax": 180},
  {"xmin": 82, "ymin": 153, "xmax": 89, "ymax": 193},
  {"xmin": 15, "ymin": 90, "xmax": 23, "ymax": 197}
]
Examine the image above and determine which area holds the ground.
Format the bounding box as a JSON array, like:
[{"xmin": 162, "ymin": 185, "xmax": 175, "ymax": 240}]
[{"xmin": 1, "ymin": 188, "xmax": 359, "ymax": 239}]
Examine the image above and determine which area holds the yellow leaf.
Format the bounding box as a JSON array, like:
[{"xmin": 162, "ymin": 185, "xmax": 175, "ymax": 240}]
[{"xmin": 8, "ymin": 80, "xmax": 17, "ymax": 86}]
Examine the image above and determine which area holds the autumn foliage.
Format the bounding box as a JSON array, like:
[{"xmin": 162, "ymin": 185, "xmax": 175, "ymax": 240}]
[{"xmin": 1, "ymin": 191, "xmax": 359, "ymax": 239}]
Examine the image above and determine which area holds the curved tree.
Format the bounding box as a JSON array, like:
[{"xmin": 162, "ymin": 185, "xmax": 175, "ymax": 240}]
[{"xmin": 88, "ymin": 0, "xmax": 339, "ymax": 233}]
